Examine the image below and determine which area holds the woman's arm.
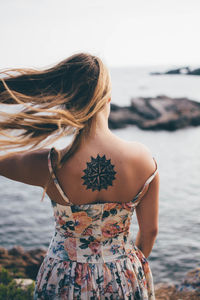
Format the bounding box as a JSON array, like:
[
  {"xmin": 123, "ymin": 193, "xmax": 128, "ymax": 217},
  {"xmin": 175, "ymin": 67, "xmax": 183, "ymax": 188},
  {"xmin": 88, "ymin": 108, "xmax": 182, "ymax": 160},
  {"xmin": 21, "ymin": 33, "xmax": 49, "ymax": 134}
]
[
  {"xmin": 0, "ymin": 149, "xmax": 49, "ymax": 187},
  {"xmin": 135, "ymin": 171, "xmax": 160, "ymax": 258}
]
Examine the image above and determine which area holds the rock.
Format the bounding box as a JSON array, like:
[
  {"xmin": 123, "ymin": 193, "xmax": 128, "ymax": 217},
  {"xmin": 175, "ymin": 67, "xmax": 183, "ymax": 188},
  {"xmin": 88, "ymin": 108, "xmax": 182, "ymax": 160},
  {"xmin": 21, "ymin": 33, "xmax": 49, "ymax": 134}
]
[
  {"xmin": 155, "ymin": 268, "xmax": 200, "ymax": 299},
  {"xmin": 189, "ymin": 68, "xmax": 200, "ymax": 75},
  {"xmin": 25, "ymin": 264, "xmax": 41, "ymax": 279},
  {"xmin": 155, "ymin": 285, "xmax": 200, "ymax": 300},
  {"xmin": 8, "ymin": 245, "xmax": 25, "ymax": 256},
  {"xmin": 178, "ymin": 267, "xmax": 200, "ymax": 293},
  {"xmin": 155, "ymin": 283, "xmax": 177, "ymax": 299},
  {"xmin": 109, "ymin": 95, "xmax": 200, "ymax": 131},
  {"xmin": 0, "ymin": 247, "xmax": 8, "ymax": 257},
  {"xmin": 150, "ymin": 66, "xmax": 200, "ymax": 76},
  {"xmin": 14, "ymin": 278, "xmax": 34, "ymax": 289},
  {"xmin": 0, "ymin": 246, "xmax": 47, "ymax": 279}
]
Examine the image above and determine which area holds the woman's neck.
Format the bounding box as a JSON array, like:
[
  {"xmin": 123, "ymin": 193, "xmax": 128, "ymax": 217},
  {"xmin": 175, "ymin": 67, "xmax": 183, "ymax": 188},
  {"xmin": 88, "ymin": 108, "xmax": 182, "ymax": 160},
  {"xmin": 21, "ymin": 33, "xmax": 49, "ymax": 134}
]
[{"xmin": 86, "ymin": 109, "xmax": 112, "ymax": 140}]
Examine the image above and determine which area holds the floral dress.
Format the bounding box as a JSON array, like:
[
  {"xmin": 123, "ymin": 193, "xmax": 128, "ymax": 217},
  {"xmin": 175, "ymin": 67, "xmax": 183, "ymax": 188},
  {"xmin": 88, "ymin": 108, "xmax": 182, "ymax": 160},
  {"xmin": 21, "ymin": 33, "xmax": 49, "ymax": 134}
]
[{"xmin": 34, "ymin": 148, "xmax": 158, "ymax": 300}]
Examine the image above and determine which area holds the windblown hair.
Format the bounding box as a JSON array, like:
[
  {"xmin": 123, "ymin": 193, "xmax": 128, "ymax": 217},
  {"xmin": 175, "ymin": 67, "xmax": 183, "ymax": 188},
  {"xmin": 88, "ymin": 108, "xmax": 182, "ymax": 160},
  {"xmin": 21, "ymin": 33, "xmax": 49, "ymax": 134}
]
[{"xmin": 0, "ymin": 53, "xmax": 112, "ymax": 168}]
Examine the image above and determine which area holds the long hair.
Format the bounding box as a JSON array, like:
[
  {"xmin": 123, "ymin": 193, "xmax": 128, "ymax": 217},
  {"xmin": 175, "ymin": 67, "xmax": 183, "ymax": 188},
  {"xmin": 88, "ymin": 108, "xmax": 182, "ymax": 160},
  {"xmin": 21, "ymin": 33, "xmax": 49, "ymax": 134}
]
[{"xmin": 0, "ymin": 52, "xmax": 112, "ymax": 199}]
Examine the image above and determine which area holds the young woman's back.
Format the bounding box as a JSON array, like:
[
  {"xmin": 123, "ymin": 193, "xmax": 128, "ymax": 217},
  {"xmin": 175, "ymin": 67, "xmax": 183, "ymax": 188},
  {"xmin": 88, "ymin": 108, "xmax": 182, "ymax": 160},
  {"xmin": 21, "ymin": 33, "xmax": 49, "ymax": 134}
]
[
  {"xmin": 0, "ymin": 52, "xmax": 159, "ymax": 299},
  {"xmin": 46, "ymin": 133, "xmax": 156, "ymax": 206}
]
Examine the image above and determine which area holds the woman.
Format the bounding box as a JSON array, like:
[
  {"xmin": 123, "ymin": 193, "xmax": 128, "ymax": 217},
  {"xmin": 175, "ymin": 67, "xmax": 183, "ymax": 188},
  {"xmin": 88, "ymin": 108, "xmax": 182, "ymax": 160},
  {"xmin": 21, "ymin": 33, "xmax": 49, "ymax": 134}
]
[{"xmin": 0, "ymin": 53, "xmax": 159, "ymax": 299}]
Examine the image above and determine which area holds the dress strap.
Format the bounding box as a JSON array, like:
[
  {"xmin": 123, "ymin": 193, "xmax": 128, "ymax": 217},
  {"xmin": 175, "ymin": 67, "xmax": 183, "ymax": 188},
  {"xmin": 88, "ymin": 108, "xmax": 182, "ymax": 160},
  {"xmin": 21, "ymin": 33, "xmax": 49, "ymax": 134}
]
[
  {"xmin": 48, "ymin": 147, "xmax": 72, "ymax": 205},
  {"xmin": 132, "ymin": 157, "xmax": 158, "ymax": 203}
]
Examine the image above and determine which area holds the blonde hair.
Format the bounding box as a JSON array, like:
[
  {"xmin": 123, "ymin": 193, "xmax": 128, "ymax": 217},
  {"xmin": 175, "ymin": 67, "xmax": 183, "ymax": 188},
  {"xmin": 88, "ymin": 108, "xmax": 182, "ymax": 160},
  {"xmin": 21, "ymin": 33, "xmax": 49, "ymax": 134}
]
[{"xmin": 0, "ymin": 53, "xmax": 112, "ymax": 165}]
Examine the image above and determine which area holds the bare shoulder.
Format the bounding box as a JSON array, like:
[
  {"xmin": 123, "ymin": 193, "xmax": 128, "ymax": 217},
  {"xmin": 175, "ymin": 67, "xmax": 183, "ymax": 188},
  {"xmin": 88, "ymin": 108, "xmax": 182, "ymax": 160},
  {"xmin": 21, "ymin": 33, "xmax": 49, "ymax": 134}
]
[
  {"xmin": 122, "ymin": 140, "xmax": 157, "ymax": 179},
  {"xmin": 0, "ymin": 148, "xmax": 50, "ymax": 187},
  {"xmin": 19, "ymin": 148, "xmax": 50, "ymax": 186},
  {"xmin": 18, "ymin": 148, "xmax": 49, "ymax": 166}
]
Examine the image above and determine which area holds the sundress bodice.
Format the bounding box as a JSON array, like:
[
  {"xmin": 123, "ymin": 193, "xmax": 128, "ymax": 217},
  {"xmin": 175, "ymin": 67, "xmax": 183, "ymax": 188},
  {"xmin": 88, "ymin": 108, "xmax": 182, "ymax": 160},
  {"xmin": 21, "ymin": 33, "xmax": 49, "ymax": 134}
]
[
  {"xmin": 48, "ymin": 200, "xmax": 140, "ymax": 264},
  {"xmin": 34, "ymin": 147, "xmax": 158, "ymax": 300}
]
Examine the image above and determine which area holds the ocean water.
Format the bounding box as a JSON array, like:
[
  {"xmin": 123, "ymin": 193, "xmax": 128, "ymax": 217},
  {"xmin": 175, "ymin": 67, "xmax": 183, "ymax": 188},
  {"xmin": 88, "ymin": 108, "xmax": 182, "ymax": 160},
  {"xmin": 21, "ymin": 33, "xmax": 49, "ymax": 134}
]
[
  {"xmin": 110, "ymin": 65, "xmax": 200, "ymax": 105},
  {"xmin": 0, "ymin": 66, "xmax": 200, "ymax": 284}
]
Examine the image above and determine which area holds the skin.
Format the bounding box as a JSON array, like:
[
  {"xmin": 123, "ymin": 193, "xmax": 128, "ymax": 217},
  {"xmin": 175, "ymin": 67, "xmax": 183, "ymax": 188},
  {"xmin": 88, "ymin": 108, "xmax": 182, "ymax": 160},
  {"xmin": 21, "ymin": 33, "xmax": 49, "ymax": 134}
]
[{"xmin": 0, "ymin": 98, "xmax": 159, "ymax": 258}]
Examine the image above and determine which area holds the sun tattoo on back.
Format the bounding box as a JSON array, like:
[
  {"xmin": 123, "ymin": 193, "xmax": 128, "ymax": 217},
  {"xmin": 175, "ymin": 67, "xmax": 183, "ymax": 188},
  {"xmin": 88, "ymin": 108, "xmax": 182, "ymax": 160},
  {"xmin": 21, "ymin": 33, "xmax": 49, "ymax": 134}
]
[{"xmin": 81, "ymin": 154, "xmax": 117, "ymax": 191}]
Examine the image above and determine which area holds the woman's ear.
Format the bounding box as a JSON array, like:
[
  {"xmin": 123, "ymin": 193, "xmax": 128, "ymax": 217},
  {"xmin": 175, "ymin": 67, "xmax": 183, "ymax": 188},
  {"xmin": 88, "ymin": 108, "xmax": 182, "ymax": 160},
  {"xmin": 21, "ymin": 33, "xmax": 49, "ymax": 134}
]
[{"xmin": 108, "ymin": 97, "xmax": 111, "ymax": 103}]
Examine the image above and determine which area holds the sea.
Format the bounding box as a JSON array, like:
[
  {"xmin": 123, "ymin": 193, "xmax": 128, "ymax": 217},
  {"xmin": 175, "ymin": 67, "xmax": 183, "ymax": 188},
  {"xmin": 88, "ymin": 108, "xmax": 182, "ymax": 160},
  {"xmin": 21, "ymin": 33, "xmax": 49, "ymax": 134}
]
[{"xmin": 0, "ymin": 65, "xmax": 200, "ymax": 284}]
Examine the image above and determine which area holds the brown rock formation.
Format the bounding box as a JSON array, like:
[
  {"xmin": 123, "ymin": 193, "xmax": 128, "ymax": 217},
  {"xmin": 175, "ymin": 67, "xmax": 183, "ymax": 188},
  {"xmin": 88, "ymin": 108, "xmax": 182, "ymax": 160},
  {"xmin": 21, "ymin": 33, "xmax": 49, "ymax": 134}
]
[
  {"xmin": 0, "ymin": 246, "xmax": 46, "ymax": 279},
  {"xmin": 155, "ymin": 268, "xmax": 200, "ymax": 299},
  {"xmin": 109, "ymin": 95, "xmax": 200, "ymax": 131},
  {"xmin": 155, "ymin": 283, "xmax": 200, "ymax": 300}
]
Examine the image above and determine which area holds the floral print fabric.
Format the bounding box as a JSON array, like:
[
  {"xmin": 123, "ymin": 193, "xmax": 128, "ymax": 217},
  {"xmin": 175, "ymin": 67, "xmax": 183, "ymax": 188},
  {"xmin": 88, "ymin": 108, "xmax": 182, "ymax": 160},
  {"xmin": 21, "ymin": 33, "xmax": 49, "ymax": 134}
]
[{"xmin": 34, "ymin": 201, "xmax": 155, "ymax": 299}]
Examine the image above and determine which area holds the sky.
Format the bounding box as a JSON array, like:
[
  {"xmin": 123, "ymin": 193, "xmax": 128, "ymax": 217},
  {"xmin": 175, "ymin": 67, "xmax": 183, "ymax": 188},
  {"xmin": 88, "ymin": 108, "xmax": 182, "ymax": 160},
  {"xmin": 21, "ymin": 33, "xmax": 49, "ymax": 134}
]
[{"xmin": 0, "ymin": 0, "xmax": 200, "ymax": 69}]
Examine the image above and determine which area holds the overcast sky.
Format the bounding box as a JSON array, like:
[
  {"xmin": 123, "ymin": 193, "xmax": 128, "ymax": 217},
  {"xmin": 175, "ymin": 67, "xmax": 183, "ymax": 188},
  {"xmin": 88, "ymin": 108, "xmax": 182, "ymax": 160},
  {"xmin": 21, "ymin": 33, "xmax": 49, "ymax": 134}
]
[{"xmin": 0, "ymin": 0, "xmax": 200, "ymax": 69}]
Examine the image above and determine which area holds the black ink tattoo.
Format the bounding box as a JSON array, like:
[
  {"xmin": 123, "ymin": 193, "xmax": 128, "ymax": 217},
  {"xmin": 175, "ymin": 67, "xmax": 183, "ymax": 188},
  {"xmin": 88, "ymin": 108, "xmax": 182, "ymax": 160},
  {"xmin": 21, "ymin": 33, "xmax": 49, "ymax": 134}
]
[{"xmin": 81, "ymin": 154, "xmax": 117, "ymax": 191}]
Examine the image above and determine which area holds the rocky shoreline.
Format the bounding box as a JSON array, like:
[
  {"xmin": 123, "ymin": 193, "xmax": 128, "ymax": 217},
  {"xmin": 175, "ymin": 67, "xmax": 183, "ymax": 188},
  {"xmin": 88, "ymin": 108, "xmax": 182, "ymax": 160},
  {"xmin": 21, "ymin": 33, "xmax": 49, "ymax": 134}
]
[
  {"xmin": 109, "ymin": 95, "xmax": 200, "ymax": 131},
  {"xmin": 150, "ymin": 66, "xmax": 200, "ymax": 76},
  {"xmin": 0, "ymin": 246, "xmax": 46, "ymax": 280},
  {"xmin": 0, "ymin": 246, "xmax": 200, "ymax": 299}
]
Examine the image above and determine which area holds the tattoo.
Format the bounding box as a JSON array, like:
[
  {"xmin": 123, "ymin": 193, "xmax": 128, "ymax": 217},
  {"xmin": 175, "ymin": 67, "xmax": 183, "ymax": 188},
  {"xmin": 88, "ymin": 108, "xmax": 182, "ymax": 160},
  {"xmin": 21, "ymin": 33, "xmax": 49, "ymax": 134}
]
[{"xmin": 81, "ymin": 154, "xmax": 117, "ymax": 191}]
